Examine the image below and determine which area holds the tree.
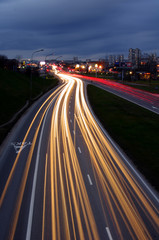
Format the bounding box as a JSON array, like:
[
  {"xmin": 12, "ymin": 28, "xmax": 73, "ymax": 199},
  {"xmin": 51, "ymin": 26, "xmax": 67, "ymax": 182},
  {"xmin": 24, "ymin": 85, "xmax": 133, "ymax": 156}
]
[{"xmin": 0, "ymin": 55, "xmax": 8, "ymax": 69}]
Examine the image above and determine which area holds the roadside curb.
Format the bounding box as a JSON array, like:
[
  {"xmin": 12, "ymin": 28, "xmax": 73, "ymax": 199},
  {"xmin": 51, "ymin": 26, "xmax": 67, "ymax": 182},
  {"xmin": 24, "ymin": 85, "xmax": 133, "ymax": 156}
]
[
  {"xmin": 0, "ymin": 76, "xmax": 59, "ymax": 147},
  {"xmin": 0, "ymin": 82, "xmax": 61, "ymax": 156}
]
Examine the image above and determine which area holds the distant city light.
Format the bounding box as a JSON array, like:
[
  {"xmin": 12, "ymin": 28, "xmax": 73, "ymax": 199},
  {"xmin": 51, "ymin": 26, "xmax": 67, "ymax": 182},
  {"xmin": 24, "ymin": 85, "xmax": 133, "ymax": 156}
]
[
  {"xmin": 52, "ymin": 65, "xmax": 57, "ymax": 70},
  {"xmin": 40, "ymin": 61, "xmax": 45, "ymax": 66}
]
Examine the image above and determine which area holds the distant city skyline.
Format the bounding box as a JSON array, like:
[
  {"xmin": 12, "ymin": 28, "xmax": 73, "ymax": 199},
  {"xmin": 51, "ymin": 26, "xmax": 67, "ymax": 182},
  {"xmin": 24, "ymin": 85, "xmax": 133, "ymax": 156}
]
[
  {"xmin": 1, "ymin": 48, "xmax": 159, "ymax": 62},
  {"xmin": 0, "ymin": 0, "xmax": 159, "ymax": 60}
]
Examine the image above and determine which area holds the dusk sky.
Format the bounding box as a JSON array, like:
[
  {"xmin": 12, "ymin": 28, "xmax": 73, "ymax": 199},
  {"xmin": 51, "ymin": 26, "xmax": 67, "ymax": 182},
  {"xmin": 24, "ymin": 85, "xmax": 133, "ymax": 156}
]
[{"xmin": 0, "ymin": 0, "xmax": 159, "ymax": 60}]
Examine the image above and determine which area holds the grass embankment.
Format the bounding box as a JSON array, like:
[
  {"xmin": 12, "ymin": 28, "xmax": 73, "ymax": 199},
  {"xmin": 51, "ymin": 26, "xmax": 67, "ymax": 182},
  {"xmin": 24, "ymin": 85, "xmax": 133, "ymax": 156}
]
[
  {"xmin": 87, "ymin": 85, "xmax": 159, "ymax": 191},
  {"xmin": 0, "ymin": 69, "xmax": 58, "ymax": 144}
]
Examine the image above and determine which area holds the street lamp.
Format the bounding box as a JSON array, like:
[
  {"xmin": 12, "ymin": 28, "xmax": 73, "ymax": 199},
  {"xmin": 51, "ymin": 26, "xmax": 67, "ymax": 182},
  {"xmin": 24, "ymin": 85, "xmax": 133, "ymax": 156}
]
[
  {"xmin": 54, "ymin": 56, "xmax": 63, "ymax": 73},
  {"xmin": 54, "ymin": 56, "xmax": 62, "ymax": 62},
  {"xmin": 45, "ymin": 52, "xmax": 54, "ymax": 63},
  {"xmin": 95, "ymin": 64, "xmax": 98, "ymax": 78},
  {"xmin": 45, "ymin": 52, "xmax": 54, "ymax": 79},
  {"xmin": 30, "ymin": 49, "xmax": 44, "ymax": 102},
  {"xmin": 31, "ymin": 49, "xmax": 44, "ymax": 62}
]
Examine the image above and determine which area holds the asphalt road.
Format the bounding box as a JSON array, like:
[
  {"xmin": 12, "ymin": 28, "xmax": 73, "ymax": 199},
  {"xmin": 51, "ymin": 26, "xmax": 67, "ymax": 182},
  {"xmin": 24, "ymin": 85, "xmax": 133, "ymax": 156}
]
[
  {"xmin": 74, "ymin": 74, "xmax": 159, "ymax": 115},
  {"xmin": 0, "ymin": 73, "xmax": 158, "ymax": 240}
]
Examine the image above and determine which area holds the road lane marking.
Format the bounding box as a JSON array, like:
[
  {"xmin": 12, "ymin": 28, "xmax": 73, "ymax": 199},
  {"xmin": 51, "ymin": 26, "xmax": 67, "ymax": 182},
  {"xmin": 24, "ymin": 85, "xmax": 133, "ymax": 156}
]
[
  {"xmin": 4, "ymin": 86, "xmax": 65, "ymax": 239},
  {"xmin": 106, "ymin": 227, "xmax": 113, "ymax": 240},
  {"xmin": 11, "ymin": 142, "xmax": 32, "ymax": 154},
  {"xmin": 152, "ymin": 106, "xmax": 158, "ymax": 109},
  {"xmin": 73, "ymin": 130, "xmax": 75, "ymax": 135},
  {"xmin": 26, "ymin": 105, "xmax": 51, "ymax": 240},
  {"xmin": 78, "ymin": 147, "xmax": 82, "ymax": 153},
  {"xmin": 69, "ymin": 111, "xmax": 71, "ymax": 114},
  {"xmin": 70, "ymin": 119, "xmax": 72, "ymax": 123},
  {"xmin": 42, "ymin": 154, "xmax": 48, "ymax": 240},
  {"xmin": 87, "ymin": 174, "xmax": 93, "ymax": 185},
  {"xmin": 85, "ymin": 87, "xmax": 159, "ymax": 203},
  {"xmin": 91, "ymin": 83, "xmax": 159, "ymax": 115}
]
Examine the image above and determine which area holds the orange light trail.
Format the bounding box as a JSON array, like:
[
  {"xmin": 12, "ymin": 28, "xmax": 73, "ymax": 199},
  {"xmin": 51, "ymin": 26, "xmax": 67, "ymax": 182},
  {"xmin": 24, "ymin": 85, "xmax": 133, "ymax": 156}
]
[
  {"xmin": 57, "ymin": 73, "xmax": 159, "ymax": 240},
  {"xmin": 2, "ymin": 73, "xmax": 158, "ymax": 240}
]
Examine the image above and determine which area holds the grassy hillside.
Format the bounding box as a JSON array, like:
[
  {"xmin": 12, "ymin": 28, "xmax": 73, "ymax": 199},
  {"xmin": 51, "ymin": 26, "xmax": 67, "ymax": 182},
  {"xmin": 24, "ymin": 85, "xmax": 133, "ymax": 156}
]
[
  {"xmin": 87, "ymin": 84, "xmax": 159, "ymax": 191},
  {"xmin": 0, "ymin": 69, "xmax": 58, "ymax": 143}
]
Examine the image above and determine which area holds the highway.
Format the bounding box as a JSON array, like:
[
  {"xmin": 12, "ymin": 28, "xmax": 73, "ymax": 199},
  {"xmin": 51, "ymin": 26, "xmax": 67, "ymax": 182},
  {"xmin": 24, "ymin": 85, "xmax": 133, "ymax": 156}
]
[
  {"xmin": 73, "ymin": 74, "xmax": 159, "ymax": 115},
  {"xmin": 0, "ymin": 73, "xmax": 159, "ymax": 239}
]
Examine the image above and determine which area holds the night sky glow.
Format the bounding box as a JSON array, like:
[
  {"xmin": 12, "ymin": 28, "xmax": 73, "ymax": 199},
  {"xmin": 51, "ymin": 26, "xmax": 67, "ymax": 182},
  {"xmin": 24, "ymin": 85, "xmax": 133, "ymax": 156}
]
[{"xmin": 0, "ymin": 0, "xmax": 159, "ymax": 59}]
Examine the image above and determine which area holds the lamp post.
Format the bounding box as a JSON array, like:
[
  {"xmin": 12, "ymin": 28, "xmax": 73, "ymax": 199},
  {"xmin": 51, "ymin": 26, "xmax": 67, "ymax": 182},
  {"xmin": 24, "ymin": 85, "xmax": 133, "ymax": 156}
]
[
  {"xmin": 54, "ymin": 56, "xmax": 62, "ymax": 73},
  {"xmin": 95, "ymin": 64, "xmax": 98, "ymax": 78},
  {"xmin": 31, "ymin": 49, "xmax": 44, "ymax": 63},
  {"xmin": 54, "ymin": 56, "xmax": 62, "ymax": 62},
  {"xmin": 30, "ymin": 49, "xmax": 44, "ymax": 102},
  {"xmin": 45, "ymin": 53, "xmax": 54, "ymax": 79}
]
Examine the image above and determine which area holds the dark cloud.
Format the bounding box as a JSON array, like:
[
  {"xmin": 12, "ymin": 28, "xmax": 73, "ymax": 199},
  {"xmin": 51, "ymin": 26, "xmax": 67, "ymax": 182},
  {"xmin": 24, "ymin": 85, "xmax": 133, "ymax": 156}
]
[{"xmin": 0, "ymin": 0, "xmax": 159, "ymax": 59}]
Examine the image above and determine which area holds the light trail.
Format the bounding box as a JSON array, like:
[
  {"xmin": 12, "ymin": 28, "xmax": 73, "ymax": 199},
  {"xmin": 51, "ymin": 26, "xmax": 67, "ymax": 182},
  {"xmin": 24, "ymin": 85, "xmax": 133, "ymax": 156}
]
[
  {"xmin": 72, "ymin": 73, "xmax": 159, "ymax": 109},
  {"xmin": 42, "ymin": 153, "xmax": 48, "ymax": 240},
  {"xmin": 57, "ymin": 73, "xmax": 159, "ymax": 239},
  {"xmin": 1, "ymin": 73, "xmax": 158, "ymax": 239},
  {"xmin": 0, "ymin": 84, "xmax": 65, "ymax": 207},
  {"xmin": 7, "ymin": 85, "xmax": 65, "ymax": 240},
  {"xmin": 49, "ymin": 77, "xmax": 100, "ymax": 239}
]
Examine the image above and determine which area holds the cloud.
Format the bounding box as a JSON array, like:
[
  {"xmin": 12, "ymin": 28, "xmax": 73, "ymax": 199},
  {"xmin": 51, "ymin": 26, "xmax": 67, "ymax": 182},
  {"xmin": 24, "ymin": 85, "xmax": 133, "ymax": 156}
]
[{"xmin": 0, "ymin": 0, "xmax": 159, "ymax": 59}]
